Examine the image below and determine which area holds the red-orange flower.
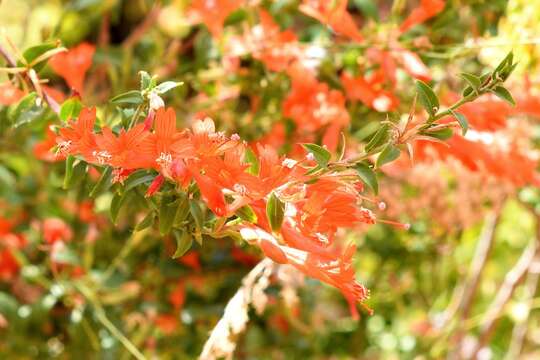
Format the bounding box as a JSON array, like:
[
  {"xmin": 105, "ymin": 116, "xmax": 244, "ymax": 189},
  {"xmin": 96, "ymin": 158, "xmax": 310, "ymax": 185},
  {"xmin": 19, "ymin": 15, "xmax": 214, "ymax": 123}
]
[
  {"xmin": 188, "ymin": 0, "xmax": 242, "ymax": 38},
  {"xmin": 341, "ymin": 72, "xmax": 400, "ymax": 112},
  {"xmin": 283, "ymin": 66, "xmax": 350, "ymax": 151},
  {"xmin": 400, "ymin": 0, "xmax": 446, "ymax": 33},
  {"xmin": 95, "ymin": 123, "xmax": 150, "ymax": 168},
  {"xmin": 43, "ymin": 218, "xmax": 73, "ymax": 245},
  {"xmin": 300, "ymin": 0, "xmax": 363, "ymax": 42},
  {"xmin": 138, "ymin": 107, "xmax": 194, "ymax": 173},
  {"xmin": 34, "ymin": 126, "xmax": 64, "ymax": 162},
  {"xmin": 49, "ymin": 42, "xmax": 96, "ymax": 95},
  {"xmin": 0, "ymin": 81, "xmax": 24, "ymax": 105},
  {"xmin": 57, "ymin": 107, "xmax": 98, "ymax": 160}
]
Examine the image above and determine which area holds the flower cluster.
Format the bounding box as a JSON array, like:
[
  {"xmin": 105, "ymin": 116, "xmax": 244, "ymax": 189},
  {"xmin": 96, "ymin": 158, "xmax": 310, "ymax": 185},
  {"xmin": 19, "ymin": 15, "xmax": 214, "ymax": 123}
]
[{"xmin": 54, "ymin": 106, "xmax": 392, "ymax": 315}]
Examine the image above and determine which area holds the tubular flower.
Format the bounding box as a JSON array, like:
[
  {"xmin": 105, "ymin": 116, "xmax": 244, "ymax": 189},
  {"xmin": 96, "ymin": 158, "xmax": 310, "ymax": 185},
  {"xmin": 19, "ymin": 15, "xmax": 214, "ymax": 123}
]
[
  {"xmin": 138, "ymin": 107, "xmax": 194, "ymax": 174},
  {"xmin": 0, "ymin": 217, "xmax": 27, "ymax": 281},
  {"xmin": 34, "ymin": 126, "xmax": 64, "ymax": 162},
  {"xmin": 283, "ymin": 66, "xmax": 350, "ymax": 151},
  {"xmin": 56, "ymin": 107, "xmax": 98, "ymax": 159},
  {"xmin": 341, "ymin": 72, "xmax": 400, "ymax": 112},
  {"xmin": 400, "ymin": 0, "xmax": 446, "ymax": 33},
  {"xmin": 94, "ymin": 123, "xmax": 150, "ymax": 168},
  {"xmin": 188, "ymin": 0, "xmax": 241, "ymax": 38},
  {"xmin": 300, "ymin": 0, "xmax": 363, "ymax": 42},
  {"xmin": 226, "ymin": 10, "xmax": 306, "ymax": 73},
  {"xmin": 49, "ymin": 42, "xmax": 96, "ymax": 95}
]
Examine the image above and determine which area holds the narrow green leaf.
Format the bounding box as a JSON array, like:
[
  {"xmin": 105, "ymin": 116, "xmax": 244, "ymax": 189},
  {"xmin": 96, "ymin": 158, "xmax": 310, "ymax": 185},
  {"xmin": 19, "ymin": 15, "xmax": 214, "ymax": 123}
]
[
  {"xmin": 189, "ymin": 200, "xmax": 205, "ymax": 232},
  {"xmin": 427, "ymin": 128, "xmax": 453, "ymax": 140},
  {"xmin": 110, "ymin": 191, "xmax": 129, "ymax": 224},
  {"xmin": 354, "ymin": 162, "xmax": 378, "ymax": 194},
  {"xmin": 491, "ymin": 86, "xmax": 515, "ymax": 106},
  {"xmin": 494, "ymin": 51, "xmax": 513, "ymax": 75},
  {"xmin": 459, "ymin": 72, "xmax": 481, "ymax": 91},
  {"xmin": 139, "ymin": 71, "xmax": 152, "ymax": 90},
  {"xmin": 63, "ymin": 155, "xmax": 76, "ymax": 189},
  {"xmin": 462, "ymin": 86, "xmax": 473, "ymax": 97},
  {"xmin": 172, "ymin": 230, "xmax": 193, "ymax": 259},
  {"xmin": 59, "ymin": 98, "xmax": 83, "ymax": 122},
  {"xmin": 110, "ymin": 90, "xmax": 144, "ymax": 105},
  {"xmin": 155, "ymin": 81, "xmax": 183, "ymax": 94},
  {"xmin": 89, "ymin": 167, "xmax": 112, "ymax": 197},
  {"xmin": 449, "ymin": 110, "xmax": 468, "ymax": 136},
  {"xmin": 20, "ymin": 42, "xmax": 57, "ymax": 70},
  {"xmin": 236, "ymin": 205, "xmax": 258, "ymax": 223},
  {"xmin": 266, "ymin": 192, "xmax": 285, "ymax": 233},
  {"xmin": 365, "ymin": 124, "xmax": 389, "ymax": 153},
  {"xmin": 173, "ymin": 192, "xmax": 190, "ymax": 226},
  {"xmin": 244, "ymin": 147, "xmax": 260, "ymax": 175},
  {"xmin": 135, "ymin": 211, "xmax": 155, "ymax": 231},
  {"xmin": 124, "ymin": 171, "xmax": 155, "ymax": 191},
  {"xmin": 159, "ymin": 195, "xmax": 177, "ymax": 235},
  {"xmin": 302, "ymin": 143, "xmax": 331, "ymax": 167},
  {"xmin": 416, "ymin": 80, "xmax": 439, "ymax": 116},
  {"xmin": 376, "ymin": 144, "xmax": 400, "ymax": 168}
]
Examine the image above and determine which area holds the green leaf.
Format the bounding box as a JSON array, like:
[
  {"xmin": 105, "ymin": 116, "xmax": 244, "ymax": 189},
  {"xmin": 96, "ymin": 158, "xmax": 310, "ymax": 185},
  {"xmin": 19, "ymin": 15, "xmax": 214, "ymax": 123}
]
[
  {"xmin": 236, "ymin": 205, "xmax": 258, "ymax": 223},
  {"xmin": 63, "ymin": 155, "xmax": 76, "ymax": 190},
  {"xmin": 9, "ymin": 92, "xmax": 44, "ymax": 128},
  {"xmin": 20, "ymin": 42, "xmax": 58, "ymax": 70},
  {"xmin": 459, "ymin": 72, "xmax": 481, "ymax": 91},
  {"xmin": 449, "ymin": 110, "xmax": 468, "ymax": 136},
  {"xmin": 353, "ymin": 0, "xmax": 379, "ymax": 20},
  {"xmin": 462, "ymin": 86, "xmax": 473, "ymax": 97},
  {"xmin": 173, "ymin": 192, "xmax": 190, "ymax": 226},
  {"xmin": 266, "ymin": 192, "xmax": 285, "ymax": 233},
  {"xmin": 139, "ymin": 71, "xmax": 152, "ymax": 90},
  {"xmin": 501, "ymin": 62, "xmax": 518, "ymax": 81},
  {"xmin": 135, "ymin": 211, "xmax": 155, "ymax": 231},
  {"xmin": 59, "ymin": 98, "xmax": 83, "ymax": 122},
  {"xmin": 416, "ymin": 80, "xmax": 439, "ymax": 117},
  {"xmin": 124, "ymin": 171, "xmax": 155, "ymax": 191},
  {"xmin": 172, "ymin": 230, "xmax": 193, "ymax": 259},
  {"xmin": 491, "ymin": 86, "xmax": 515, "ymax": 106},
  {"xmin": 189, "ymin": 200, "xmax": 205, "ymax": 232},
  {"xmin": 89, "ymin": 167, "xmax": 112, "ymax": 197},
  {"xmin": 244, "ymin": 147, "xmax": 260, "ymax": 175},
  {"xmin": 365, "ymin": 124, "xmax": 389, "ymax": 153},
  {"xmin": 427, "ymin": 128, "xmax": 453, "ymax": 140},
  {"xmin": 494, "ymin": 51, "xmax": 513, "ymax": 75},
  {"xmin": 155, "ymin": 81, "xmax": 183, "ymax": 94},
  {"xmin": 302, "ymin": 143, "xmax": 331, "ymax": 167},
  {"xmin": 376, "ymin": 144, "xmax": 400, "ymax": 168},
  {"xmin": 110, "ymin": 191, "xmax": 129, "ymax": 224},
  {"xmin": 110, "ymin": 90, "xmax": 144, "ymax": 105},
  {"xmin": 159, "ymin": 195, "xmax": 177, "ymax": 235},
  {"xmin": 354, "ymin": 162, "xmax": 378, "ymax": 194}
]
